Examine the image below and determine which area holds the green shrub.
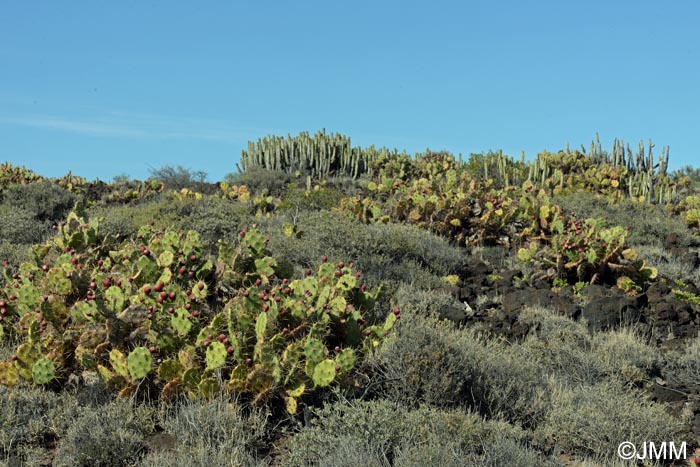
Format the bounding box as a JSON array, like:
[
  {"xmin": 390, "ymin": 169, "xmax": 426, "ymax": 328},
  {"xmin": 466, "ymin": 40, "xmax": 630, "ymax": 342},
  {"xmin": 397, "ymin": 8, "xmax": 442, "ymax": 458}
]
[
  {"xmin": 0, "ymin": 205, "xmax": 46, "ymax": 245},
  {"xmin": 0, "ymin": 241, "xmax": 32, "ymax": 270},
  {"xmin": 0, "ymin": 385, "xmax": 64, "ymax": 463},
  {"xmin": 263, "ymin": 211, "xmax": 463, "ymax": 300},
  {"xmin": 181, "ymin": 197, "xmax": 256, "ymax": 249},
  {"xmin": 635, "ymin": 243, "xmax": 700, "ymax": 284},
  {"xmin": 535, "ymin": 381, "xmax": 682, "ymax": 460},
  {"xmin": 277, "ymin": 399, "xmax": 529, "ymax": 467},
  {"xmin": 226, "ymin": 166, "xmax": 293, "ymax": 197},
  {"xmin": 553, "ymin": 192, "xmax": 695, "ymax": 247},
  {"xmin": 377, "ymin": 311, "xmax": 549, "ymax": 426},
  {"xmin": 138, "ymin": 396, "xmax": 268, "ymax": 467},
  {"xmin": 279, "ymin": 186, "xmax": 345, "ymax": 212},
  {"xmin": 52, "ymin": 398, "xmax": 155, "ymax": 467},
  {"xmin": 1, "ymin": 180, "xmax": 76, "ymax": 222},
  {"xmin": 518, "ymin": 306, "xmax": 607, "ymax": 385},
  {"xmin": 663, "ymin": 337, "xmax": 700, "ymax": 386},
  {"xmin": 592, "ymin": 327, "xmax": 660, "ymax": 384},
  {"xmin": 148, "ymin": 165, "xmax": 217, "ymax": 193}
]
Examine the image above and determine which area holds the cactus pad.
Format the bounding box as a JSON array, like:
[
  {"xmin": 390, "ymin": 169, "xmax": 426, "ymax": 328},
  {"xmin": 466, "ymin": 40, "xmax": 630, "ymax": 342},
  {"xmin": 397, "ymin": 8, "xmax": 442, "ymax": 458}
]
[
  {"xmin": 109, "ymin": 349, "xmax": 130, "ymax": 378},
  {"xmin": 0, "ymin": 361, "xmax": 19, "ymax": 386},
  {"xmin": 312, "ymin": 359, "xmax": 336, "ymax": 387},
  {"xmin": 31, "ymin": 358, "xmax": 56, "ymax": 384},
  {"xmin": 206, "ymin": 341, "xmax": 227, "ymax": 370},
  {"xmin": 335, "ymin": 348, "xmax": 356, "ymax": 372},
  {"xmin": 127, "ymin": 347, "xmax": 152, "ymax": 380}
]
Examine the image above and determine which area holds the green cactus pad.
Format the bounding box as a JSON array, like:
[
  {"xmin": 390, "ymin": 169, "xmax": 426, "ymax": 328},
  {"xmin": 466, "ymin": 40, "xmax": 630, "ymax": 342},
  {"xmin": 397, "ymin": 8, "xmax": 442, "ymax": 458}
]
[
  {"xmin": 304, "ymin": 338, "xmax": 325, "ymax": 366},
  {"xmin": 286, "ymin": 382, "xmax": 306, "ymax": 398},
  {"xmin": 335, "ymin": 348, "xmax": 356, "ymax": 372},
  {"xmin": 317, "ymin": 263, "xmax": 336, "ymax": 279},
  {"xmin": 198, "ymin": 377, "xmax": 220, "ymax": 399},
  {"xmin": 285, "ymin": 396, "xmax": 298, "ymax": 414},
  {"xmin": 158, "ymin": 250, "xmax": 174, "ymax": 268},
  {"xmin": 384, "ymin": 312, "xmax": 397, "ymax": 331},
  {"xmin": 158, "ymin": 359, "xmax": 184, "ymax": 381},
  {"xmin": 329, "ymin": 296, "xmax": 347, "ymax": 316},
  {"xmin": 158, "ymin": 267, "xmax": 173, "ymax": 285},
  {"xmin": 254, "ymin": 256, "xmax": 277, "ymax": 277},
  {"xmin": 312, "ymin": 359, "xmax": 336, "ymax": 387},
  {"xmin": 0, "ymin": 361, "xmax": 19, "ymax": 386},
  {"xmin": 192, "ymin": 281, "xmax": 207, "ymax": 300},
  {"xmin": 242, "ymin": 229, "xmax": 266, "ymax": 257},
  {"xmin": 109, "ymin": 349, "xmax": 130, "ymax": 378},
  {"xmin": 206, "ymin": 341, "xmax": 227, "ymax": 370},
  {"xmin": 127, "ymin": 347, "xmax": 152, "ymax": 380},
  {"xmin": 17, "ymin": 283, "xmax": 40, "ymax": 315},
  {"xmin": 31, "ymin": 358, "xmax": 56, "ymax": 384},
  {"xmin": 45, "ymin": 268, "xmax": 72, "ymax": 296},
  {"xmin": 171, "ymin": 308, "xmax": 192, "ymax": 336},
  {"xmin": 255, "ymin": 311, "xmax": 268, "ymax": 341},
  {"xmin": 105, "ymin": 286, "xmax": 126, "ymax": 312},
  {"xmin": 196, "ymin": 260, "xmax": 213, "ymax": 279},
  {"xmin": 182, "ymin": 368, "xmax": 202, "ymax": 390},
  {"xmin": 335, "ymin": 274, "xmax": 357, "ymax": 291}
]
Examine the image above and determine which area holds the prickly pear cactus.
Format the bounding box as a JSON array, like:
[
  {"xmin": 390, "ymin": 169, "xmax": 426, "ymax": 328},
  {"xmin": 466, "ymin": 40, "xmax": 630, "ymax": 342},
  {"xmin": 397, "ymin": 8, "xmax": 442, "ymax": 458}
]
[{"xmin": 0, "ymin": 215, "xmax": 396, "ymax": 414}]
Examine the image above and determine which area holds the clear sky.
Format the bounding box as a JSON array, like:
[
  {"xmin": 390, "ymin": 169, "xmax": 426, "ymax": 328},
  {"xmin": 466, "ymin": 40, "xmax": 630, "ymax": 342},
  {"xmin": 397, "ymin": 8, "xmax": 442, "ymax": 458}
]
[{"xmin": 1, "ymin": 1, "xmax": 698, "ymax": 182}]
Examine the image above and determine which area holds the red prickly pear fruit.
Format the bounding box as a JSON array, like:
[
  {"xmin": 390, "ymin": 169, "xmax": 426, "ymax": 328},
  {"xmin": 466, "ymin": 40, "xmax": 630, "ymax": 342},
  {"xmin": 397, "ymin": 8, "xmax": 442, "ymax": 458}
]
[
  {"xmin": 218, "ymin": 334, "xmax": 226, "ymax": 342},
  {"xmin": 198, "ymin": 283, "xmax": 204, "ymax": 291},
  {"xmin": 239, "ymin": 231, "xmax": 246, "ymax": 238},
  {"xmin": 337, "ymin": 262, "xmax": 344, "ymax": 269},
  {"xmin": 364, "ymin": 329, "xmax": 371, "ymax": 336},
  {"xmin": 242, "ymin": 290, "xmax": 249, "ymax": 297},
  {"xmin": 393, "ymin": 306, "xmax": 400, "ymax": 315},
  {"xmin": 255, "ymin": 279, "xmax": 262, "ymax": 286},
  {"xmin": 245, "ymin": 358, "xmax": 252, "ymax": 365},
  {"xmin": 305, "ymin": 269, "xmax": 312, "ymax": 276},
  {"xmin": 160, "ymin": 292, "xmax": 168, "ymax": 300},
  {"xmin": 335, "ymin": 364, "xmax": 341, "ymax": 372},
  {"xmin": 189, "ymin": 254, "xmax": 196, "ymax": 262},
  {"xmin": 348, "ymin": 262, "xmax": 354, "ymax": 268},
  {"xmin": 184, "ymin": 303, "xmax": 191, "ymax": 310},
  {"xmin": 102, "ymin": 279, "xmax": 111, "ymax": 288},
  {"xmin": 334, "ymin": 270, "xmax": 342, "ymax": 277},
  {"xmin": 227, "ymin": 346, "xmax": 234, "ymax": 354},
  {"xmin": 321, "ymin": 256, "xmax": 327, "ymax": 263},
  {"xmin": 208, "ymin": 334, "xmax": 214, "ymax": 340},
  {"xmin": 191, "ymin": 310, "xmax": 199, "ymax": 318},
  {"xmin": 334, "ymin": 346, "xmax": 341, "ymax": 353},
  {"xmin": 149, "ymin": 346, "xmax": 156, "ymax": 354},
  {"xmin": 169, "ymin": 292, "xmax": 176, "ymax": 300}
]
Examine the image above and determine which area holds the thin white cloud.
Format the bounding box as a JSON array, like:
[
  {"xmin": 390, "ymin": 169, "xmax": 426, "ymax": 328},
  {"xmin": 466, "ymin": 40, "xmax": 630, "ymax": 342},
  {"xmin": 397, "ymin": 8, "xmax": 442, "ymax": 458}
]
[{"xmin": 0, "ymin": 112, "xmax": 267, "ymax": 143}]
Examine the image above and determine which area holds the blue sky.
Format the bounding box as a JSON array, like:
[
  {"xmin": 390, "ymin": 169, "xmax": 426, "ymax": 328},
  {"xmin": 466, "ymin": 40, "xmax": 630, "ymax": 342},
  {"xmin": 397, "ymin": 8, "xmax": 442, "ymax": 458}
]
[{"xmin": 1, "ymin": 1, "xmax": 698, "ymax": 181}]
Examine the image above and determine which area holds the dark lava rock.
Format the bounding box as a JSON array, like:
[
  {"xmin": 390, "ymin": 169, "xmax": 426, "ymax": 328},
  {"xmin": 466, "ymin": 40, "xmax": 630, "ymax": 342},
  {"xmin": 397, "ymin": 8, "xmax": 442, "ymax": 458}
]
[
  {"xmin": 460, "ymin": 256, "xmax": 492, "ymax": 278},
  {"xmin": 581, "ymin": 295, "xmax": 641, "ymax": 331},
  {"xmin": 502, "ymin": 289, "xmax": 574, "ymax": 316}
]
